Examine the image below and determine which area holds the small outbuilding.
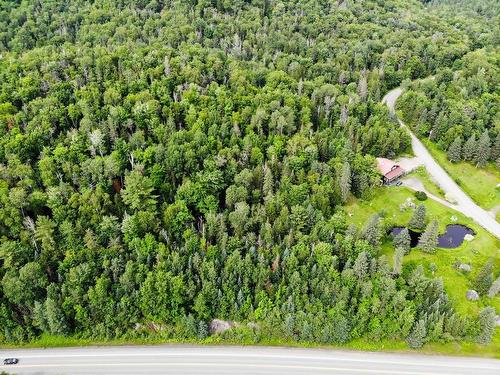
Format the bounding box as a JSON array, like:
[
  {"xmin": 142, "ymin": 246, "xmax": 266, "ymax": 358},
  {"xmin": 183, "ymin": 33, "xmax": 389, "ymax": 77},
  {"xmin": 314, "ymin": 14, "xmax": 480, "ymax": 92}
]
[{"xmin": 376, "ymin": 158, "xmax": 405, "ymax": 184}]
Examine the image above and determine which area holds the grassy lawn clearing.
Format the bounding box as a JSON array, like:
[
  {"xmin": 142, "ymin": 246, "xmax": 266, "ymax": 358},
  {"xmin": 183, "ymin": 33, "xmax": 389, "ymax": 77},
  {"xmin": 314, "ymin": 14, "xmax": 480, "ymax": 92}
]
[
  {"xmin": 421, "ymin": 140, "xmax": 500, "ymax": 211},
  {"xmin": 345, "ymin": 186, "xmax": 499, "ymax": 353},
  {"xmin": 345, "ymin": 186, "xmax": 499, "ymax": 313},
  {"xmin": 410, "ymin": 166, "xmax": 446, "ymax": 199}
]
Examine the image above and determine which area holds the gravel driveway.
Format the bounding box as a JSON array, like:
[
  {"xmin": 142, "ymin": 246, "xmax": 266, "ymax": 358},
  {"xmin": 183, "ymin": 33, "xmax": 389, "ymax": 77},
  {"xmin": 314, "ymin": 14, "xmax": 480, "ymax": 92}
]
[{"xmin": 383, "ymin": 88, "xmax": 500, "ymax": 238}]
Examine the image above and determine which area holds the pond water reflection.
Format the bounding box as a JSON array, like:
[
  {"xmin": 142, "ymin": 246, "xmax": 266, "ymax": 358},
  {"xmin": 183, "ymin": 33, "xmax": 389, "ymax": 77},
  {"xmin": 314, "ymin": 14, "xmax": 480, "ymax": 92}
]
[{"xmin": 390, "ymin": 224, "xmax": 475, "ymax": 249}]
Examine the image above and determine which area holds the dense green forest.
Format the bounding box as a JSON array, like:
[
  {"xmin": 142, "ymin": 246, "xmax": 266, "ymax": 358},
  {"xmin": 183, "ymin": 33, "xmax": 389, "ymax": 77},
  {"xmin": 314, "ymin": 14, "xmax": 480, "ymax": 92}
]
[
  {"xmin": 398, "ymin": 49, "xmax": 499, "ymax": 167},
  {"xmin": 0, "ymin": 0, "xmax": 497, "ymax": 348}
]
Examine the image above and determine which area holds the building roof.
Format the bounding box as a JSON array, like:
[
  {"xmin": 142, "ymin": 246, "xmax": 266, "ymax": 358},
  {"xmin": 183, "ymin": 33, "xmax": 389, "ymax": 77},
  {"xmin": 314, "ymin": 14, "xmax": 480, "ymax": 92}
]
[
  {"xmin": 376, "ymin": 158, "xmax": 405, "ymax": 179},
  {"xmin": 384, "ymin": 166, "xmax": 405, "ymax": 181},
  {"xmin": 376, "ymin": 158, "xmax": 397, "ymax": 175}
]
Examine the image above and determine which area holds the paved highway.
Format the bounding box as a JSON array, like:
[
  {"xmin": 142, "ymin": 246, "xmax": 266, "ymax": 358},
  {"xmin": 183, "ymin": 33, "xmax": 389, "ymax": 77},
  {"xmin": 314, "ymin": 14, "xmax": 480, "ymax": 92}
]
[
  {"xmin": 2, "ymin": 345, "xmax": 499, "ymax": 374},
  {"xmin": 383, "ymin": 88, "xmax": 500, "ymax": 238}
]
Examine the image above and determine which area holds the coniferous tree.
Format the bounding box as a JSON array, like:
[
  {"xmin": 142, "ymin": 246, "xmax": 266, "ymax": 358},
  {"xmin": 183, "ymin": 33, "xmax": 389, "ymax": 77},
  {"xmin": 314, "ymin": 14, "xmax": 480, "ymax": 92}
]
[
  {"xmin": 444, "ymin": 313, "xmax": 468, "ymax": 339},
  {"xmin": 197, "ymin": 320, "xmax": 209, "ymax": 339},
  {"xmin": 33, "ymin": 301, "xmax": 49, "ymax": 333},
  {"xmin": 418, "ymin": 220, "xmax": 439, "ymax": 254},
  {"xmin": 339, "ymin": 161, "xmax": 352, "ymax": 203},
  {"xmin": 416, "ymin": 108, "xmax": 428, "ymax": 135},
  {"xmin": 487, "ymin": 276, "xmax": 500, "ymax": 298},
  {"xmin": 393, "ymin": 228, "xmax": 411, "ymax": 253},
  {"xmin": 358, "ymin": 70, "xmax": 368, "ymax": 100},
  {"xmin": 447, "ymin": 137, "xmax": 462, "ymax": 163},
  {"xmin": 361, "ymin": 214, "xmax": 382, "ymax": 249},
  {"xmin": 474, "ymin": 260, "xmax": 494, "ymax": 295},
  {"xmin": 45, "ymin": 297, "xmax": 68, "ymax": 336},
  {"xmin": 429, "ymin": 113, "xmax": 445, "ymax": 142},
  {"xmin": 408, "ymin": 204, "xmax": 427, "ymax": 231},
  {"xmin": 262, "ymin": 166, "xmax": 274, "ymax": 199},
  {"xmin": 407, "ymin": 319, "xmax": 427, "ymax": 349},
  {"xmin": 492, "ymin": 132, "xmax": 500, "ymax": 161},
  {"xmin": 353, "ymin": 251, "xmax": 370, "ymax": 279},
  {"xmin": 393, "ymin": 247, "xmax": 405, "ymax": 275},
  {"xmin": 475, "ymin": 130, "xmax": 491, "ymax": 167},
  {"xmin": 476, "ymin": 307, "xmax": 495, "ymax": 344},
  {"xmin": 463, "ymin": 134, "xmax": 478, "ymax": 162}
]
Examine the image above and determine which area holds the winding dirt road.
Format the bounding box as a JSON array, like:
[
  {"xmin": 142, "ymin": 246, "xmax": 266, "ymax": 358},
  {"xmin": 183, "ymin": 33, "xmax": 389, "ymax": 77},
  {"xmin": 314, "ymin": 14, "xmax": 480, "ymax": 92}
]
[{"xmin": 383, "ymin": 88, "xmax": 500, "ymax": 239}]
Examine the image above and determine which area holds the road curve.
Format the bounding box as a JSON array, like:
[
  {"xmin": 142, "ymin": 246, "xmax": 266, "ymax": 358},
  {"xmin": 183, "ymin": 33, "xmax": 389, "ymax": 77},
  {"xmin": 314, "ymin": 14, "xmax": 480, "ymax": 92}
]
[
  {"xmin": 383, "ymin": 88, "xmax": 500, "ymax": 239},
  {"xmin": 2, "ymin": 345, "xmax": 500, "ymax": 375}
]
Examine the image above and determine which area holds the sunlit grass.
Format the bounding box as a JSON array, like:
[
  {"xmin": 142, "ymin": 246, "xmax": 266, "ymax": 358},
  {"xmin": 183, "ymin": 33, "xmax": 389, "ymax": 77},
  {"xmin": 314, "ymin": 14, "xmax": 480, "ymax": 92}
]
[
  {"xmin": 410, "ymin": 166, "xmax": 446, "ymax": 199},
  {"xmin": 422, "ymin": 140, "xmax": 500, "ymax": 211},
  {"xmin": 345, "ymin": 185, "xmax": 499, "ymax": 353}
]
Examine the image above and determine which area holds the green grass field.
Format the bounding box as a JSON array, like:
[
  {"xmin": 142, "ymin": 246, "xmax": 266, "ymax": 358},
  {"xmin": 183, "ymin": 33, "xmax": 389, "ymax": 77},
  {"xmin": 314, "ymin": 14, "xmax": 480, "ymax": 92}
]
[
  {"xmin": 410, "ymin": 167, "xmax": 446, "ymax": 199},
  {"xmin": 346, "ymin": 186, "xmax": 499, "ymax": 312},
  {"xmin": 421, "ymin": 140, "xmax": 500, "ymax": 212},
  {"xmin": 345, "ymin": 186, "xmax": 499, "ymax": 355}
]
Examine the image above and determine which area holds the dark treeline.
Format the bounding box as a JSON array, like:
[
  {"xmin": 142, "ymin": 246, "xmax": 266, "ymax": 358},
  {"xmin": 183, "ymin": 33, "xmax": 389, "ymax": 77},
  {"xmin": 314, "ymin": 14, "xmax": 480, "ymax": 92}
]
[{"xmin": 0, "ymin": 0, "xmax": 496, "ymax": 347}]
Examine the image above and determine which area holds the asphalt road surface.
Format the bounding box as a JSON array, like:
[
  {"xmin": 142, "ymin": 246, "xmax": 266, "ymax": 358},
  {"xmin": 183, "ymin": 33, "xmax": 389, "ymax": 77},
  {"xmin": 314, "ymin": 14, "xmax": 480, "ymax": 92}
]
[
  {"xmin": 2, "ymin": 345, "xmax": 500, "ymax": 375},
  {"xmin": 383, "ymin": 88, "xmax": 500, "ymax": 239}
]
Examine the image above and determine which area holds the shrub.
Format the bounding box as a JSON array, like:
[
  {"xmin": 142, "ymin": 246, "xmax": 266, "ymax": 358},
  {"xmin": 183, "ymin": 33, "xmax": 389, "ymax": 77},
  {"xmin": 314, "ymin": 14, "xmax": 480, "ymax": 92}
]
[{"xmin": 414, "ymin": 191, "xmax": 428, "ymax": 201}]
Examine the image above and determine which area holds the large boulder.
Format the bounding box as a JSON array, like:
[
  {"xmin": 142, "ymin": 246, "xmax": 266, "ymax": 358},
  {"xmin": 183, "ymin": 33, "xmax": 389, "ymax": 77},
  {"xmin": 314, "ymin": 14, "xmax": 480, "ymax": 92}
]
[
  {"xmin": 466, "ymin": 290, "xmax": 479, "ymax": 301},
  {"xmin": 209, "ymin": 319, "xmax": 233, "ymax": 335},
  {"xmin": 459, "ymin": 263, "xmax": 471, "ymax": 273},
  {"xmin": 464, "ymin": 234, "xmax": 474, "ymax": 242}
]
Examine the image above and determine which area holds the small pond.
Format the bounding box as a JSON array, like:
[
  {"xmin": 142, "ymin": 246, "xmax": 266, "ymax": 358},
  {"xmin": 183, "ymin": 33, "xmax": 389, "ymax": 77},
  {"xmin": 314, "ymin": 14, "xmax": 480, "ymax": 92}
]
[
  {"xmin": 437, "ymin": 224, "xmax": 475, "ymax": 248},
  {"xmin": 390, "ymin": 224, "xmax": 475, "ymax": 249},
  {"xmin": 391, "ymin": 227, "xmax": 420, "ymax": 248}
]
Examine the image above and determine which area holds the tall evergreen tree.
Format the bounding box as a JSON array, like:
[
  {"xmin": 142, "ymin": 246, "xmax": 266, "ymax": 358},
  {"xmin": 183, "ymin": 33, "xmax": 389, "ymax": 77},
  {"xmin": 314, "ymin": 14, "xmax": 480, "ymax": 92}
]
[
  {"xmin": 463, "ymin": 134, "xmax": 478, "ymax": 162},
  {"xmin": 353, "ymin": 251, "xmax": 370, "ymax": 279},
  {"xmin": 393, "ymin": 247, "xmax": 406, "ymax": 275},
  {"xmin": 339, "ymin": 161, "xmax": 352, "ymax": 203},
  {"xmin": 476, "ymin": 307, "xmax": 495, "ymax": 345},
  {"xmin": 358, "ymin": 70, "xmax": 368, "ymax": 100},
  {"xmin": 361, "ymin": 214, "xmax": 382, "ymax": 249},
  {"xmin": 197, "ymin": 320, "xmax": 209, "ymax": 339},
  {"xmin": 447, "ymin": 137, "xmax": 462, "ymax": 163},
  {"xmin": 492, "ymin": 132, "xmax": 500, "ymax": 161},
  {"xmin": 418, "ymin": 220, "xmax": 439, "ymax": 254},
  {"xmin": 407, "ymin": 319, "xmax": 427, "ymax": 349},
  {"xmin": 487, "ymin": 276, "xmax": 500, "ymax": 298},
  {"xmin": 393, "ymin": 228, "xmax": 411, "ymax": 253},
  {"xmin": 262, "ymin": 165, "xmax": 274, "ymax": 199},
  {"xmin": 474, "ymin": 260, "xmax": 494, "ymax": 295},
  {"xmin": 475, "ymin": 130, "xmax": 491, "ymax": 167},
  {"xmin": 416, "ymin": 108, "xmax": 428, "ymax": 135},
  {"xmin": 429, "ymin": 113, "xmax": 445, "ymax": 142},
  {"xmin": 408, "ymin": 204, "xmax": 427, "ymax": 231}
]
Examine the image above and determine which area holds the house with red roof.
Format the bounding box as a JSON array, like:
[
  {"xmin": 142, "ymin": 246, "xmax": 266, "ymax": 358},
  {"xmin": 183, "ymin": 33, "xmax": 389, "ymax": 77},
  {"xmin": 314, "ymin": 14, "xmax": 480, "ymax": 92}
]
[{"xmin": 376, "ymin": 158, "xmax": 405, "ymax": 184}]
